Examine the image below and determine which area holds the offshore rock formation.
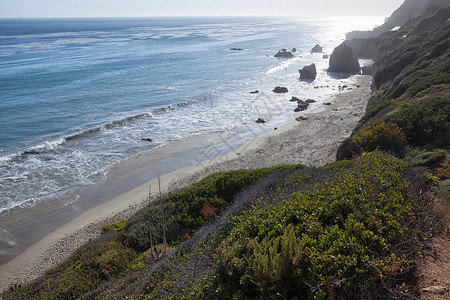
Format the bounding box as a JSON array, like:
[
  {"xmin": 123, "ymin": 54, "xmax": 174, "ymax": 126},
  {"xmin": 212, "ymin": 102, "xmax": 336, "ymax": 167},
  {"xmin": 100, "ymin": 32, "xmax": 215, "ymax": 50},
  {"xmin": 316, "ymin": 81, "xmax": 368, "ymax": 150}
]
[
  {"xmin": 328, "ymin": 44, "xmax": 360, "ymax": 74},
  {"xmin": 274, "ymin": 49, "xmax": 294, "ymax": 58},
  {"xmin": 299, "ymin": 63, "xmax": 317, "ymax": 80},
  {"xmin": 273, "ymin": 86, "xmax": 288, "ymax": 93},
  {"xmin": 311, "ymin": 44, "xmax": 323, "ymax": 53}
]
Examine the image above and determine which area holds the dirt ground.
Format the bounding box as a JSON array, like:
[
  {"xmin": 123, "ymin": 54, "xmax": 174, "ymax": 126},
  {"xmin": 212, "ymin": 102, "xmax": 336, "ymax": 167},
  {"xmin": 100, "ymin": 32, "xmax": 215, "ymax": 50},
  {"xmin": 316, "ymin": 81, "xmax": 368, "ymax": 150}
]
[{"xmin": 416, "ymin": 233, "xmax": 450, "ymax": 300}]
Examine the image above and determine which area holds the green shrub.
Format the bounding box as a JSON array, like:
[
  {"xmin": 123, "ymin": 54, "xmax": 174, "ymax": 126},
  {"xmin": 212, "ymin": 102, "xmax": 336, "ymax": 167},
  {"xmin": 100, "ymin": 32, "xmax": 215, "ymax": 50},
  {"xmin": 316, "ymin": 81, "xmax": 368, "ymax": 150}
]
[
  {"xmin": 4, "ymin": 234, "xmax": 138, "ymax": 299},
  {"xmin": 101, "ymin": 219, "xmax": 126, "ymax": 234},
  {"xmin": 365, "ymin": 91, "xmax": 385, "ymax": 115},
  {"xmin": 125, "ymin": 165, "xmax": 304, "ymax": 252},
  {"xmin": 389, "ymin": 64, "xmax": 450, "ymax": 99},
  {"xmin": 353, "ymin": 120, "xmax": 406, "ymax": 153},
  {"xmin": 336, "ymin": 138, "xmax": 363, "ymax": 161},
  {"xmin": 409, "ymin": 149, "xmax": 446, "ymax": 167},
  {"xmin": 213, "ymin": 152, "xmax": 417, "ymax": 299},
  {"xmin": 387, "ymin": 96, "xmax": 450, "ymax": 147}
]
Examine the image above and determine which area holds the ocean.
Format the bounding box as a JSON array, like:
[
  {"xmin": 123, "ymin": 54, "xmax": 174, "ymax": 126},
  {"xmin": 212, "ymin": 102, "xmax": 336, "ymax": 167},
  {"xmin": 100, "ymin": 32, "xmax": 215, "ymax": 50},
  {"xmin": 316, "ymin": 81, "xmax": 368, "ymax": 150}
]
[{"xmin": 0, "ymin": 17, "xmax": 380, "ymax": 257}]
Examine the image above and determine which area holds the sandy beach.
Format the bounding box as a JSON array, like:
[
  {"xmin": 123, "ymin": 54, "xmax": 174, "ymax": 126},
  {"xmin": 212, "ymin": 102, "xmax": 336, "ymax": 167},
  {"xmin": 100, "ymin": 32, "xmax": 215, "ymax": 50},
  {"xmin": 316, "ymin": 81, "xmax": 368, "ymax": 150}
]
[{"xmin": 0, "ymin": 74, "xmax": 372, "ymax": 291}]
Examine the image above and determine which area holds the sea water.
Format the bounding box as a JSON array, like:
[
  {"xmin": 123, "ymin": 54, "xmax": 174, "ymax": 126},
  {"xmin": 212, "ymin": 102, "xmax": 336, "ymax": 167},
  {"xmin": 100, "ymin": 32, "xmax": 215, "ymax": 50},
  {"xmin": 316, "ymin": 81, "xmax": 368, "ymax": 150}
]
[{"xmin": 0, "ymin": 17, "xmax": 381, "ymax": 215}]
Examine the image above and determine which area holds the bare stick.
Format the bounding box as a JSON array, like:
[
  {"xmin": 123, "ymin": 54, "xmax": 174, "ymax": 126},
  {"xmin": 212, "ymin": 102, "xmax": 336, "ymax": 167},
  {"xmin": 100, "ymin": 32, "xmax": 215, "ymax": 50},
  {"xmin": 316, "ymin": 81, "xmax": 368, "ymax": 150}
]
[
  {"xmin": 158, "ymin": 175, "xmax": 168, "ymax": 256},
  {"xmin": 148, "ymin": 185, "xmax": 154, "ymax": 260}
]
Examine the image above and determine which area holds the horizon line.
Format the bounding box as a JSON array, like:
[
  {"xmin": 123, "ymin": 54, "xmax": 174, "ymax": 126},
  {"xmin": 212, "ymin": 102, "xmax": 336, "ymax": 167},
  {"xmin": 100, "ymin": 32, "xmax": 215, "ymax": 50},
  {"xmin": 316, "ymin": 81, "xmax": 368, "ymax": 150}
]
[{"xmin": 0, "ymin": 14, "xmax": 387, "ymax": 20}]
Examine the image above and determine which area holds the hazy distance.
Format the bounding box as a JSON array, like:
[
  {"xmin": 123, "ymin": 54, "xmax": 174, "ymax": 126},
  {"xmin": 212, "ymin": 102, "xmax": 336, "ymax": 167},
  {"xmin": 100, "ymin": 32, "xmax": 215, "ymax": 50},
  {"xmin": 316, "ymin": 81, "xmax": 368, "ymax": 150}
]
[{"xmin": 1, "ymin": 0, "xmax": 404, "ymax": 18}]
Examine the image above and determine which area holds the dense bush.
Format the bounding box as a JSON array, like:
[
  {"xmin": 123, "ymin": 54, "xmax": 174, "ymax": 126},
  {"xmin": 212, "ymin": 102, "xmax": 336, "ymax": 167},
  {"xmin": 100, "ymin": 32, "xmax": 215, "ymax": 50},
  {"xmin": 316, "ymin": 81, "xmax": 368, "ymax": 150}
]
[
  {"xmin": 353, "ymin": 120, "xmax": 406, "ymax": 153},
  {"xmin": 408, "ymin": 149, "xmax": 447, "ymax": 167},
  {"xmin": 125, "ymin": 165, "xmax": 304, "ymax": 252},
  {"xmin": 211, "ymin": 152, "xmax": 418, "ymax": 299},
  {"xmin": 387, "ymin": 96, "xmax": 450, "ymax": 147},
  {"xmin": 4, "ymin": 234, "xmax": 139, "ymax": 299}
]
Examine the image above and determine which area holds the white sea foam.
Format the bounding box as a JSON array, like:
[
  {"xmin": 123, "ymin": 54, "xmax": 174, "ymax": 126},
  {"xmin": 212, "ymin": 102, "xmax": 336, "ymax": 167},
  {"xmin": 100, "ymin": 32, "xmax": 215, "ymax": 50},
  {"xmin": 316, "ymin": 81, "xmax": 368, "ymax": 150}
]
[
  {"xmin": 0, "ymin": 229, "xmax": 17, "ymax": 246},
  {"xmin": 0, "ymin": 17, "xmax": 364, "ymax": 214}
]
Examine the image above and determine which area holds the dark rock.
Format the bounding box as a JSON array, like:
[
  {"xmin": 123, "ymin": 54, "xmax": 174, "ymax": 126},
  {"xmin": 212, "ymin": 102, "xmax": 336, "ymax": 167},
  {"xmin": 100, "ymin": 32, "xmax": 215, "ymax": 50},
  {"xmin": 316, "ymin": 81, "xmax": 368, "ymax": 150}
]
[
  {"xmin": 292, "ymin": 48, "xmax": 297, "ymax": 52},
  {"xmin": 361, "ymin": 65, "xmax": 373, "ymax": 75},
  {"xmin": 328, "ymin": 44, "xmax": 361, "ymax": 74},
  {"xmin": 323, "ymin": 102, "xmax": 332, "ymax": 106},
  {"xmin": 289, "ymin": 96, "xmax": 300, "ymax": 102},
  {"xmin": 274, "ymin": 49, "xmax": 294, "ymax": 58},
  {"xmin": 373, "ymin": 51, "xmax": 417, "ymax": 89},
  {"xmin": 256, "ymin": 118, "xmax": 267, "ymax": 124},
  {"xmin": 305, "ymin": 99, "xmax": 316, "ymax": 103},
  {"xmin": 24, "ymin": 149, "xmax": 40, "ymax": 155},
  {"xmin": 311, "ymin": 44, "xmax": 323, "ymax": 53},
  {"xmin": 299, "ymin": 63, "xmax": 317, "ymax": 80},
  {"xmin": 141, "ymin": 138, "xmax": 153, "ymax": 142},
  {"xmin": 323, "ymin": 54, "xmax": 329, "ymax": 59},
  {"xmin": 296, "ymin": 116, "xmax": 309, "ymax": 121},
  {"xmin": 273, "ymin": 86, "xmax": 288, "ymax": 93},
  {"xmin": 230, "ymin": 48, "xmax": 243, "ymax": 51},
  {"xmin": 250, "ymin": 90, "xmax": 259, "ymax": 94},
  {"xmin": 295, "ymin": 101, "xmax": 309, "ymax": 112}
]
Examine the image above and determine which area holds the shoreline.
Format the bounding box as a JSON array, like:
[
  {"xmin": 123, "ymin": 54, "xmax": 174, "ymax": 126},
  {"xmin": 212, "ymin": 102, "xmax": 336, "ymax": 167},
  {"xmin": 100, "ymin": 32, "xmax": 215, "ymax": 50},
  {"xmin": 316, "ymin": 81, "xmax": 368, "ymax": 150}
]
[{"xmin": 0, "ymin": 74, "xmax": 372, "ymax": 291}]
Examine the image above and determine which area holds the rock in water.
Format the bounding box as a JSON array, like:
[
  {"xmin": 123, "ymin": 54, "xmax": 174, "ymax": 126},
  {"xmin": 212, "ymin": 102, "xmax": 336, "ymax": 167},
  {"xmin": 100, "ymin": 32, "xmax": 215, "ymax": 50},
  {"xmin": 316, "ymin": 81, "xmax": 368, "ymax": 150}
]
[
  {"xmin": 311, "ymin": 44, "xmax": 323, "ymax": 53},
  {"xmin": 295, "ymin": 100, "xmax": 309, "ymax": 112},
  {"xmin": 274, "ymin": 49, "xmax": 294, "ymax": 58},
  {"xmin": 299, "ymin": 63, "xmax": 317, "ymax": 80},
  {"xmin": 273, "ymin": 86, "xmax": 288, "ymax": 93},
  {"xmin": 328, "ymin": 44, "xmax": 361, "ymax": 74},
  {"xmin": 256, "ymin": 118, "xmax": 267, "ymax": 124}
]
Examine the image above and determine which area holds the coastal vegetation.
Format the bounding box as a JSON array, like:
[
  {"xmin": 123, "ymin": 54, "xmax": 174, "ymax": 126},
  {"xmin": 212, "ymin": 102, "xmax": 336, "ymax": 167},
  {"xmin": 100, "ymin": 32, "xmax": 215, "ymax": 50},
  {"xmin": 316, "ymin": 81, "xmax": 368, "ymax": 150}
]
[
  {"xmin": 1, "ymin": 2, "xmax": 449, "ymax": 299},
  {"xmin": 338, "ymin": 5, "xmax": 450, "ymax": 159}
]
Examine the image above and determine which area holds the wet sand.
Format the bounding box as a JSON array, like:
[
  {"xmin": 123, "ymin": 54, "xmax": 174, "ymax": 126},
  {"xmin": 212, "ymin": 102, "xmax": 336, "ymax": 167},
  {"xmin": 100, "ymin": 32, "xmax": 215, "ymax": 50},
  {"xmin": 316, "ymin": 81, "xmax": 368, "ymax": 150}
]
[{"xmin": 0, "ymin": 75, "xmax": 372, "ymax": 291}]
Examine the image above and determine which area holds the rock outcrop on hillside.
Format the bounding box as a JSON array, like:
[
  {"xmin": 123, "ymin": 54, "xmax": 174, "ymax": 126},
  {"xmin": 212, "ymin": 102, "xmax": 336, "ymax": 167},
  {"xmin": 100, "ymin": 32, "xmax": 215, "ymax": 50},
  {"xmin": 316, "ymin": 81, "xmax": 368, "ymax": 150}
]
[{"xmin": 328, "ymin": 44, "xmax": 360, "ymax": 74}]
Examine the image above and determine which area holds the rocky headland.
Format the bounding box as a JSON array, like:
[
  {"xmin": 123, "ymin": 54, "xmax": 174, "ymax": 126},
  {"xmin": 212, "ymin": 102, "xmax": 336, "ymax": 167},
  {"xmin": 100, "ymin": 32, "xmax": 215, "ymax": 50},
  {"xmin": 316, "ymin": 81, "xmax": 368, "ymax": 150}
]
[{"xmin": 1, "ymin": 1, "xmax": 449, "ymax": 298}]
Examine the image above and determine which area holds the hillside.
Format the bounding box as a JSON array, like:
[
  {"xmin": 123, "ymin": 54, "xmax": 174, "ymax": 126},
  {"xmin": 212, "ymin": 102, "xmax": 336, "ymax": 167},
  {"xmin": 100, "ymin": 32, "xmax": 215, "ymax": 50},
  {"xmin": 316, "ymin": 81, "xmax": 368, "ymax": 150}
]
[
  {"xmin": 2, "ymin": 3, "xmax": 449, "ymax": 300},
  {"xmin": 340, "ymin": 5, "xmax": 449, "ymax": 158}
]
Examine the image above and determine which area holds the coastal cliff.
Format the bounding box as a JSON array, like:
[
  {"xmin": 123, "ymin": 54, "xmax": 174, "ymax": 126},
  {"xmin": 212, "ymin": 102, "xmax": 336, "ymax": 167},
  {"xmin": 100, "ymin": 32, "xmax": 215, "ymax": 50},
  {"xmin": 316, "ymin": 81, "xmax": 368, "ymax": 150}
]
[
  {"xmin": 345, "ymin": 0, "xmax": 450, "ymax": 59},
  {"xmin": 346, "ymin": 0, "xmax": 450, "ymax": 40},
  {"xmin": 1, "ymin": 2, "xmax": 449, "ymax": 299},
  {"xmin": 338, "ymin": 4, "xmax": 450, "ymax": 159}
]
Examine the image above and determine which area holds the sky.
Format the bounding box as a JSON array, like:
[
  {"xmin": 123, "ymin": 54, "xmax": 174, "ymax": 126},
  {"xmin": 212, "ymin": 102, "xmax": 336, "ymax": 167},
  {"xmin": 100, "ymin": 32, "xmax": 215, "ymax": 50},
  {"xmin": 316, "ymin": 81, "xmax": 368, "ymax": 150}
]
[{"xmin": 0, "ymin": 0, "xmax": 405, "ymax": 19}]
